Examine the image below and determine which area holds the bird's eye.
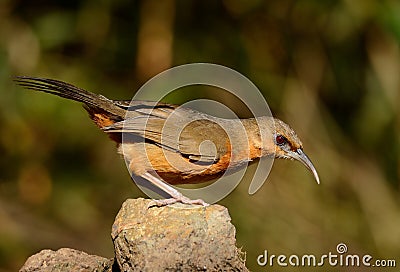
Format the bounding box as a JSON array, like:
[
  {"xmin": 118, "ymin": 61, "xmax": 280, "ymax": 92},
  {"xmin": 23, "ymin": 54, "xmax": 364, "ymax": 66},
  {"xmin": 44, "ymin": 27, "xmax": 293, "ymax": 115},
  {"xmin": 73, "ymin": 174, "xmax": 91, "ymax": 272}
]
[{"xmin": 275, "ymin": 134, "xmax": 287, "ymax": 146}]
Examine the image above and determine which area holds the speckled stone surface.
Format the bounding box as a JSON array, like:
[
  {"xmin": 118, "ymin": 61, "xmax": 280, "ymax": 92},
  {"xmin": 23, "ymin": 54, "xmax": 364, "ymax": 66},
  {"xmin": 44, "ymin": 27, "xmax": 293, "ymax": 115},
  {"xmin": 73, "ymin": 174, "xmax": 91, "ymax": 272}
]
[
  {"xmin": 19, "ymin": 248, "xmax": 114, "ymax": 272},
  {"xmin": 20, "ymin": 198, "xmax": 248, "ymax": 272},
  {"xmin": 112, "ymin": 198, "xmax": 248, "ymax": 271}
]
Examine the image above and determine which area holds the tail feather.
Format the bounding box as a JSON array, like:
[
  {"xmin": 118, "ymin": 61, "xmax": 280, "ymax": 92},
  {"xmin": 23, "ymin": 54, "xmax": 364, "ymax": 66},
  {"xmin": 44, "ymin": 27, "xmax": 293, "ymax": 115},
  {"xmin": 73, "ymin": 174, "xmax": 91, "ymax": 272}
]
[
  {"xmin": 14, "ymin": 76, "xmax": 127, "ymax": 118},
  {"xmin": 14, "ymin": 76, "xmax": 105, "ymax": 108}
]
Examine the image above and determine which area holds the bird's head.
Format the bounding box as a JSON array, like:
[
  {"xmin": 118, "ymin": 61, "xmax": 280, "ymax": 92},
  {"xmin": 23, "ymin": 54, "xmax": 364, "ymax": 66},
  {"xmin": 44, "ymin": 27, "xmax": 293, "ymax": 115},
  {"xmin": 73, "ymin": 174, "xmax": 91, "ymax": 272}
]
[{"xmin": 272, "ymin": 118, "xmax": 320, "ymax": 184}]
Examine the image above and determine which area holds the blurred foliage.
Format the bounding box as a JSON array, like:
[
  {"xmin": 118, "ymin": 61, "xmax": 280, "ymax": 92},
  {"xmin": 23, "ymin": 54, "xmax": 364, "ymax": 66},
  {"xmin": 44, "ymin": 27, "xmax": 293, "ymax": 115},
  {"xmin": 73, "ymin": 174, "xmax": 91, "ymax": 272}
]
[{"xmin": 0, "ymin": 0, "xmax": 399, "ymax": 271}]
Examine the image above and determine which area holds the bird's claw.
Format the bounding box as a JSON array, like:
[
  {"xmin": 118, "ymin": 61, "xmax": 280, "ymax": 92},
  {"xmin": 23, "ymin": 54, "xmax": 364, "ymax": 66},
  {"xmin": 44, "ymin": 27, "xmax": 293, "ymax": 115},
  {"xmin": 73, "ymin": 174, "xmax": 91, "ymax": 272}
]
[{"xmin": 148, "ymin": 196, "xmax": 209, "ymax": 208}]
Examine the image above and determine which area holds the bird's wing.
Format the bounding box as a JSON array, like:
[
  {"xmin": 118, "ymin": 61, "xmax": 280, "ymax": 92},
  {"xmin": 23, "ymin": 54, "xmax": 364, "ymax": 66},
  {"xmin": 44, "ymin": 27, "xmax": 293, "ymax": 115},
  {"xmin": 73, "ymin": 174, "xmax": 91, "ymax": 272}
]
[
  {"xmin": 114, "ymin": 100, "xmax": 178, "ymax": 119},
  {"xmin": 103, "ymin": 107, "xmax": 230, "ymax": 164}
]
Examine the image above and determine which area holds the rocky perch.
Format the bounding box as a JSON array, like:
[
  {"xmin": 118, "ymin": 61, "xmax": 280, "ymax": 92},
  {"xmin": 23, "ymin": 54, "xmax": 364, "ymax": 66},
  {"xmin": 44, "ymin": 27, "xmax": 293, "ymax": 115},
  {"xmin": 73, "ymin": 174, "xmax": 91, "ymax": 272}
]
[{"xmin": 20, "ymin": 198, "xmax": 248, "ymax": 271}]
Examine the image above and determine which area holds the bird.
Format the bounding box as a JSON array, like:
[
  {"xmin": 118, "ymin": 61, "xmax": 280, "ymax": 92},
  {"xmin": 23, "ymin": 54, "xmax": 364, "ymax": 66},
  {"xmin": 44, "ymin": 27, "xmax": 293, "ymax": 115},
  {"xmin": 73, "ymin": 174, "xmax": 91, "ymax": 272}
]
[{"xmin": 14, "ymin": 76, "xmax": 320, "ymax": 206}]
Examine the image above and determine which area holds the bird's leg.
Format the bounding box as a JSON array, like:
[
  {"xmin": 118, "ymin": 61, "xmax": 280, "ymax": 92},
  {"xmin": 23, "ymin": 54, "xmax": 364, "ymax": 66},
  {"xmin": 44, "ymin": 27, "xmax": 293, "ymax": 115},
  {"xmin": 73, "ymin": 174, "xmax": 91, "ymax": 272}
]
[
  {"xmin": 112, "ymin": 173, "xmax": 207, "ymax": 238},
  {"xmin": 141, "ymin": 172, "xmax": 209, "ymax": 207}
]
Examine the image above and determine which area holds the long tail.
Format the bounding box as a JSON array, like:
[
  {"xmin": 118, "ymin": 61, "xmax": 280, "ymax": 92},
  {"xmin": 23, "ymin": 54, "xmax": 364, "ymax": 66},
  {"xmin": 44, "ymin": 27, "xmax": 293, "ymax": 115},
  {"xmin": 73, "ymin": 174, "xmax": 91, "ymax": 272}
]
[{"xmin": 13, "ymin": 76, "xmax": 126, "ymax": 118}]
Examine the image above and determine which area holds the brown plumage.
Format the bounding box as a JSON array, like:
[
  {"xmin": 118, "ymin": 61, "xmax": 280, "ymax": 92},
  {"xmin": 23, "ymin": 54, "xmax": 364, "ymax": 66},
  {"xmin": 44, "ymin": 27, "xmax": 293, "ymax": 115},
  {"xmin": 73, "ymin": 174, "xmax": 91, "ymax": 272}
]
[{"xmin": 15, "ymin": 76, "xmax": 319, "ymax": 205}]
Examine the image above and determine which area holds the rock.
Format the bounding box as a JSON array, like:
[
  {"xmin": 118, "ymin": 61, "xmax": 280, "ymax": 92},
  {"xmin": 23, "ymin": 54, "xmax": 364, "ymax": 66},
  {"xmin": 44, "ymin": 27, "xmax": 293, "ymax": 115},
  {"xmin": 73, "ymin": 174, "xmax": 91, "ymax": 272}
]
[
  {"xmin": 112, "ymin": 198, "xmax": 248, "ymax": 272},
  {"xmin": 20, "ymin": 198, "xmax": 248, "ymax": 271},
  {"xmin": 19, "ymin": 248, "xmax": 115, "ymax": 272}
]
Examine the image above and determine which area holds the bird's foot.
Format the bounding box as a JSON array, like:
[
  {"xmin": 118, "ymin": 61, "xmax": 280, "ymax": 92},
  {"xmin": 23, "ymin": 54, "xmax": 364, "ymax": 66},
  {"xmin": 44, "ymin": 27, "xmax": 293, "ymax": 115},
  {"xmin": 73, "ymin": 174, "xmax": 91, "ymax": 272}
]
[
  {"xmin": 148, "ymin": 196, "xmax": 209, "ymax": 208},
  {"xmin": 139, "ymin": 172, "xmax": 209, "ymax": 208}
]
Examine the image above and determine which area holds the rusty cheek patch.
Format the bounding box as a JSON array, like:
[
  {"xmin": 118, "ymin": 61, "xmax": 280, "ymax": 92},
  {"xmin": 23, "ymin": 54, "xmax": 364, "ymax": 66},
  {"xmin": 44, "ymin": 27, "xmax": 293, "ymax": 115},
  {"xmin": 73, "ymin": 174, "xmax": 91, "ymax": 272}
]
[{"xmin": 289, "ymin": 142, "xmax": 302, "ymax": 152}]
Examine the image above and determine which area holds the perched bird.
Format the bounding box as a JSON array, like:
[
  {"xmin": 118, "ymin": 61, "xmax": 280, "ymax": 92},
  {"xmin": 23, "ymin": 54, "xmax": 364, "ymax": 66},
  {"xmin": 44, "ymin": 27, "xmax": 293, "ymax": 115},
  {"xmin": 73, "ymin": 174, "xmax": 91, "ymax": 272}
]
[{"xmin": 15, "ymin": 76, "xmax": 319, "ymax": 206}]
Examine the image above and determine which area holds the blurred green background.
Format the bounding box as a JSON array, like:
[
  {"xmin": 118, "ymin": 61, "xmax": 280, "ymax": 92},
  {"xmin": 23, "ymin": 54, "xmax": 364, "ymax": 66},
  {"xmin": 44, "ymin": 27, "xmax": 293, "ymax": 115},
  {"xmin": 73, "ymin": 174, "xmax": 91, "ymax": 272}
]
[{"xmin": 1, "ymin": 0, "xmax": 399, "ymax": 271}]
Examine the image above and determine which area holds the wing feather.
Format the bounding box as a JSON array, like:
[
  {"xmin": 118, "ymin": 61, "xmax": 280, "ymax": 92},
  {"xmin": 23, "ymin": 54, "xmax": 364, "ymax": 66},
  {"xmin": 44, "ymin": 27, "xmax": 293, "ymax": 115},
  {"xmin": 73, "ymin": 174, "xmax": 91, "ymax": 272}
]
[{"xmin": 103, "ymin": 107, "xmax": 230, "ymax": 163}]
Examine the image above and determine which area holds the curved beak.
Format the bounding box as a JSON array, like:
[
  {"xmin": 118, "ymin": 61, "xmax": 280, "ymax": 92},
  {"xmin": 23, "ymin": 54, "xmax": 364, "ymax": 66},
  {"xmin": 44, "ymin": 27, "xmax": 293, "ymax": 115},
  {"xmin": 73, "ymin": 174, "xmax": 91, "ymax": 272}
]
[{"xmin": 290, "ymin": 149, "xmax": 320, "ymax": 184}]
